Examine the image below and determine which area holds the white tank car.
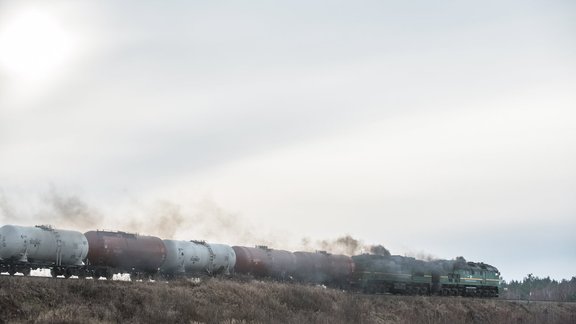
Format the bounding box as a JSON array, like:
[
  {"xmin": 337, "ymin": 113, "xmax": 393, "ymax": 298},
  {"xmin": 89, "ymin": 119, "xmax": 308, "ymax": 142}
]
[
  {"xmin": 161, "ymin": 240, "xmax": 236, "ymax": 275},
  {"xmin": 0, "ymin": 225, "xmax": 89, "ymax": 266}
]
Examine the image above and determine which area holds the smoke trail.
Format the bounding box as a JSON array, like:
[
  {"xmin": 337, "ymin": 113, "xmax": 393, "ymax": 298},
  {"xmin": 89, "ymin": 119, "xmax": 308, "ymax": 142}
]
[
  {"xmin": 370, "ymin": 244, "xmax": 391, "ymax": 256},
  {"xmin": 300, "ymin": 234, "xmax": 391, "ymax": 256},
  {"xmin": 404, "ymin": 250, "xmax": 438, "ymax": 261},
  {"xmin": 0, "ymin": 186, "xmax": 283, "ymax": 245},
  {"xmin": 126, "ymin": 200, "xmax": 186, "ymax": 239},
  {"xmin": 0, "ymin": 190, "xmax": 15, "ymax": 222},
  {"xmin": 40, "ymin": 185, "xmax": 102, "ymax": 229},
  {"xmin": 0, "ymin": 186, "xmax": 104, "ymax": 230},
  {"xmin": 0, "ymin": 187, "xmax": 467, "ymax": 271},
  {"xmin": 119, "ymin": 197, "xmax": 282, "ymax": 246}
]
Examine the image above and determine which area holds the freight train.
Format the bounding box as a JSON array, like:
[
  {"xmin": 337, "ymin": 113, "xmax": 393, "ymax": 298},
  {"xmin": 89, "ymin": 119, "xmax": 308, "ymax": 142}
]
[{"xmin": 0, "ymin": 224, "xmax": 501, "ymax": 297}]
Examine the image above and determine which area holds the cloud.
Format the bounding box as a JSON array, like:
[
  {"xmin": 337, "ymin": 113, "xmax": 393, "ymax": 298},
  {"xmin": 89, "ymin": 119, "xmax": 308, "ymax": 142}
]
[{"xmin": 0, "ymin": 0, "xmax": 574, "ymax": 282}]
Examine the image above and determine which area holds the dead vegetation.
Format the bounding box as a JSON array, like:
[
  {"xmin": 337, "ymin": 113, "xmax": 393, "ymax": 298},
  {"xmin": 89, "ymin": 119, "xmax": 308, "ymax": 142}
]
[{"xmin": 0, "ymin": 276, "xmax": 575, "ymax": 323}]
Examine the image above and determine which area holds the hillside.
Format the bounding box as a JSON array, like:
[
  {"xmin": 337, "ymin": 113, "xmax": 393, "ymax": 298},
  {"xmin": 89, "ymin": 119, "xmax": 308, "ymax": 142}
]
[{"xmin": 0, "ymin": 276, "xmax": 575, "ymax": 323}]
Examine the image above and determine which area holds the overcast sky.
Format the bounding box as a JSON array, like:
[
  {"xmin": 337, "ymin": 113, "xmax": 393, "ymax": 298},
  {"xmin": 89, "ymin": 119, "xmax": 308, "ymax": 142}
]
[{"xmin": 0, "ymin": 0, "xmax": 575, "ymax": 281}]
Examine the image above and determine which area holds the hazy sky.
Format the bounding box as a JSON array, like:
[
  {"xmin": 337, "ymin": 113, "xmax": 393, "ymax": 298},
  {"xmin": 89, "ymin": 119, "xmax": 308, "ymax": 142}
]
[{"xmin": 0, "ymin": 0, "xmax": 575, "ymax": 281}]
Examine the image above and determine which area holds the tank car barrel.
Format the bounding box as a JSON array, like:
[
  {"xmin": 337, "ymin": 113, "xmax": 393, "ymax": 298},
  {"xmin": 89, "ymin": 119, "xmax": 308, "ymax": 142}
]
[
  {"xmin": 0, "ymin": 225, "xmax": 88, "ymax": 267},
  {"xmin": 161, "ymin": 240, "xmax": 236, "ymax": 277},
  {"xmin": 84, "ymin": 230, "xmax": 166, "ymax": 278}
]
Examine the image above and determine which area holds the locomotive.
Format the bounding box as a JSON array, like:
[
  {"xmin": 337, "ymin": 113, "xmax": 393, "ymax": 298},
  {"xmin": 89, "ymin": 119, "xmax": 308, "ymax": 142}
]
[
  {"xmin": 351, "ymin": 254, "xmax": 500, "ymax": 297},
  {"xmin": 0, "ymin": 224, "xmax": 501, "ymax": 297}
]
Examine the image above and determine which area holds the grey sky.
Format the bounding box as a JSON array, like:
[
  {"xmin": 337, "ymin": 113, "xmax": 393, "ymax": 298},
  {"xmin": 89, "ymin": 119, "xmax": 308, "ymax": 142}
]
[{"xmin": 0, "ymin": 0, "xmax": 575, "ymax": 281}]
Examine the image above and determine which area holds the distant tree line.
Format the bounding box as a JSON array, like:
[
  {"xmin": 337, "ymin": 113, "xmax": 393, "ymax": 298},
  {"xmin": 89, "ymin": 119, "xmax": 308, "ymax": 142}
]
[{"xmin": 501, "ymin": 274, "xmax": 576, "ymax": 302}]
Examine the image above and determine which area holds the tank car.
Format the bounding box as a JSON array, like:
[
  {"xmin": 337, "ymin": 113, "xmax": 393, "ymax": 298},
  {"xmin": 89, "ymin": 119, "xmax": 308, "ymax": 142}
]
[
  {"xmin": 326, "ymin": 253, "xmax": 355, "ymax": 285},
  {"xmin": 161, "ymin": 240, "xmax": 236, "ymax": 277},
  {"xmin": 233, "ymin": 245, "xmax": 296, "ymax": 280},
  {"xmin": 293, "ymin": 251, "xmax": 354, "ymax": 286},
  {"xmin": 267, "ymin": 248, "xmax": 297, "ymax": 280},
  {"xmin": 0, "ymin": 224, "xmax": 89, "ymax": 277},
  {"xmin": 209, "ymin": 242, "xmax": 237, "ymax": 275},
  {"xmin": 84, "ymin": 230, "xmax": 166, "ymax": 280}
]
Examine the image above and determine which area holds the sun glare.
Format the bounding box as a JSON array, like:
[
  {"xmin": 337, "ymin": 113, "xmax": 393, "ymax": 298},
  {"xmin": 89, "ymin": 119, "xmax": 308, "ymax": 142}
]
[{"xmin": 0, "ymin": 8, "xmax": 76, "ymax": 83}]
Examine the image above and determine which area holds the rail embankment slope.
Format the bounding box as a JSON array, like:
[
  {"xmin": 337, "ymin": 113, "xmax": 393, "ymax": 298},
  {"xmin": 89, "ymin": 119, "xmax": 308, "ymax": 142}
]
[{"xmin": 0, "ymin": 276, "xmax": 575, "ymax": 323}]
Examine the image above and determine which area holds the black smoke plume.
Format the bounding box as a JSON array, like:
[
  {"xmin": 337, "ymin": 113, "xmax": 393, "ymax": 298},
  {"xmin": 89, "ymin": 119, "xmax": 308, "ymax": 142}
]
[{"xmin": 300, "ymin": 235, "xmax": 391, "ymax": 256}]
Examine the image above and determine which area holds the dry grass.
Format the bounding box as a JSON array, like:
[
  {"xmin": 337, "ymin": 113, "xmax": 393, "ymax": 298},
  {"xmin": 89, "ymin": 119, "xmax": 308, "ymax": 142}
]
[{"xmin": 0, "ymin": 276, "xmax": 575, "ymax": 323}]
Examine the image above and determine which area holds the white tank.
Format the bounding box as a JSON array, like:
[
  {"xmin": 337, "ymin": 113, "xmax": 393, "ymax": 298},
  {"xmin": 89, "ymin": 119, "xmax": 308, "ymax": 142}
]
[
  {"xmin": 0, "ymin": 225, "xmax": 89, "ymax": 266},
  {"xmin": 161, "ymin": 240, "xmax": 188, "ymax": 273},
  {"xmin": 208, "ymin": 243, "xmax": 236, "ymax": 274},
  {"xmin": 161, "ymin": 240, "xmax": 236, "ymax": 275}
]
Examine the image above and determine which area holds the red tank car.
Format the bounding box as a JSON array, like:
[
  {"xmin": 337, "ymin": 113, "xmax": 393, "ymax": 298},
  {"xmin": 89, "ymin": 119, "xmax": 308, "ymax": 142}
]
[
  {"xmin": 327, "ymin": 254, "xmax": 355, "ymax": 282},
  {"xmin": 233, "ymin": 246, "xmax": 271, "ymax": 277},
  {"xmin": 268, "ymin": 248, "xmax": 297, "ymax": 280},
  {"xmin": 293, "ymin": 251, "xmax": 353, "ymax": 285},
  {"xmin": 84, "ymin": 230, "xmax": 166, "ymax": 278},
  {"xmin": 293, "ymin": 251, "xmax": 331, "ymax": 283},
  {"xmin": 232, "ymin": 246, "xmax": 297, "ymax": 280}
]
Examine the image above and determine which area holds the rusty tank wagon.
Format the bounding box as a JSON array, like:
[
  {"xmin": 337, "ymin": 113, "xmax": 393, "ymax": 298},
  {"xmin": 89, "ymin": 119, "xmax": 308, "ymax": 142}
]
[
  {"xmin": 84, "ymin": 230, "xmax": 166, "ymax": 280},
  {"xmin": 233, "ymin": 245, "xmax": 297, "ymax": 280}
]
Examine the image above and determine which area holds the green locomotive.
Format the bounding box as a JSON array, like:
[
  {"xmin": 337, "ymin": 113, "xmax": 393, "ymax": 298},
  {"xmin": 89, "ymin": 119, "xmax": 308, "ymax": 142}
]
[{"xmin": 351, "ymin": 254, "xmax": 500, "ymax": 297}]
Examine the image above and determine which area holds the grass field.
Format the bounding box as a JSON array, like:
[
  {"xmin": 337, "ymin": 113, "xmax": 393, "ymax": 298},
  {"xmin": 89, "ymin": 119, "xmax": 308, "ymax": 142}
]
[{"xmin": 1, "ymin": 276, "xmax": 575, "ymax": 323}]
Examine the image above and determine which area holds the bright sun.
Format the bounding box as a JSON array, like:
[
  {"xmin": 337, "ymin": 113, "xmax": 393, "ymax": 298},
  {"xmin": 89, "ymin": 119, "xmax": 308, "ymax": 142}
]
[{"xmin": 0, "ymin": 8, "xmax": 76, "ymax": 83}]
